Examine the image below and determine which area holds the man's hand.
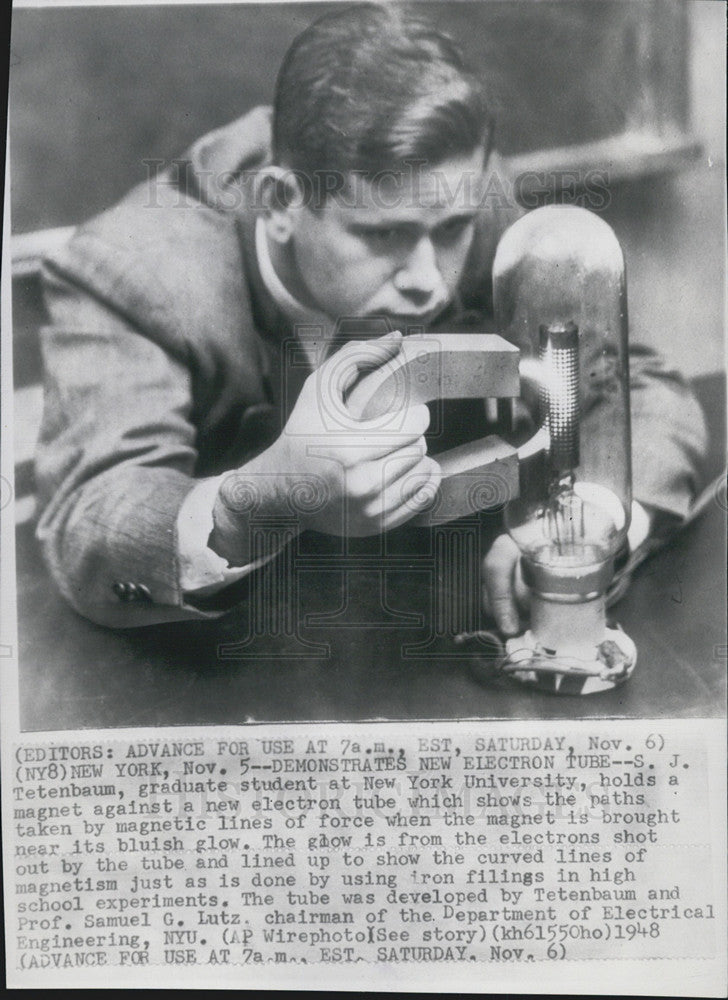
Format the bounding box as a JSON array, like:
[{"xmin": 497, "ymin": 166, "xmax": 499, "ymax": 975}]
[
  {"xmin": 274, "ymin": 330, "xmax": 440, "ymax": 535},
  {"xmin": 210, "ymin": 331, "xmax": 440, "ymax": 565},
  {"xmin": 481, "ymin": 533, "xmax": 529, "ymax": 636}
]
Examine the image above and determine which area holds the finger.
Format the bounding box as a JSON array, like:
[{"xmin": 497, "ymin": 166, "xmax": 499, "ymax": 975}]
[
  {"xmin": 345, "ymin": 450, "xmax": 418, "ymax": 501},
  {"xmin": 360, "ymin": 439, "xmax": 428, "ymax": 491},
  {"xmin": 482, "ymin": 534, "xmax": 521, "ymax": 635},
  {"xmin": 395, "ymin": 401, "xmax": 431, "ymax": 438},
  {"xmin": 378, "ymin": 456, "xmax": 442, "ymax": 528},
  {"xmin": 348, "ymin": 450, "xmax": 434, "ymax": 509},
  {"xmin": 513, "ymin": 557, "xmax": 530, "ymax": 611},
  {"xmin": 351, "ymin": 406, "xmax": 430, "ymax": 460}
]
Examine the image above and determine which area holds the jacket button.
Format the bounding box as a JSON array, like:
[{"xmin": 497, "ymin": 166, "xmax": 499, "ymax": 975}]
[{"xmin": 112, "ymin": 581, "xmax": 152, "ymax": 603}]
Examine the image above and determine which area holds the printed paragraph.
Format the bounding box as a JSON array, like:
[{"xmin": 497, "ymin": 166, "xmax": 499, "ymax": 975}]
[{"xmin": 9, "ymin": 726, "xmax": 720, "ymax": 971}]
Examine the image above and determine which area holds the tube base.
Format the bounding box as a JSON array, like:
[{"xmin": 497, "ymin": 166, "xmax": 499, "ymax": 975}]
[{"xmin": 501, "ymin": 623, "xmax": 636, "ymax": 695}]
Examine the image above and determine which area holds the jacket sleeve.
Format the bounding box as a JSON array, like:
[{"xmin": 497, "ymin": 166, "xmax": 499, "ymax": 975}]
[
  {"xmin": 35, "ymin": 268, "xmax": 232, "ymax": 627},
  {"xmin": 627, "ymin": 345, "xmax": 708, "ymax": 520}
]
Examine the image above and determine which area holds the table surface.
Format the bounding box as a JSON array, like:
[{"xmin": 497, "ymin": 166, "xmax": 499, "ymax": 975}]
[{"xmin": 16, "ymin": 375, "xmax": 726, "ymax": 731}]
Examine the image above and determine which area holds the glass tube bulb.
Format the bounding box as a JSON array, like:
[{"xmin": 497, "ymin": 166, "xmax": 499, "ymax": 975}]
[{"xmin": 509, "ymin": 476, "xmax": 623, "ymax": 575}]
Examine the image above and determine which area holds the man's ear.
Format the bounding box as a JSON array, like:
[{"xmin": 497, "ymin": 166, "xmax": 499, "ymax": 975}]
[{"xmin": 256, "ymin": 166, "xmax": 307, "ymax": 244}]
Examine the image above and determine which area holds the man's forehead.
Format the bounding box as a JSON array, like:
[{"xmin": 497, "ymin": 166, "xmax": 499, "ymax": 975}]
[{"xmin": 333, "ymin": 149, "xmax": 487, "ymax": 216}]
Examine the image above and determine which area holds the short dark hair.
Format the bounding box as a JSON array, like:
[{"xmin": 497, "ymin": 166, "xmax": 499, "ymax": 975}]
[{"xmin": 273, "ymin": 2, "xmax": 493, "ymax": 182}]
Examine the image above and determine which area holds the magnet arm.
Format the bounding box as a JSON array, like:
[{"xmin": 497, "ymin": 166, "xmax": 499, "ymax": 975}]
[
  {"xmin": 345, "ymin": 334, "xmax": 521, "ymax": 525},
  {"xmin": 346, "ymin": 334, "xmax": 519, "ymax": 420}
]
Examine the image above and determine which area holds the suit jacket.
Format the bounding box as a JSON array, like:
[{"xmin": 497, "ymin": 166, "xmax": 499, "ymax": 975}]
[{"xmin": 36, "ymin": 107, "xmax": 708, "ymax": 627}]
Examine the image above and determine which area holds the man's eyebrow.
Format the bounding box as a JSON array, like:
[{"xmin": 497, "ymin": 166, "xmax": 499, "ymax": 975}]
[
  {"xmin": 348, "ymin": 212, "xmax": 478, "ymax": 235},
  {"xmin": 433, "ymin": 211, "xmax": 478, "ymax": 227},
  {"xmin": 347, "ymin": 220, "xmax": 414, "ymax": 234}
]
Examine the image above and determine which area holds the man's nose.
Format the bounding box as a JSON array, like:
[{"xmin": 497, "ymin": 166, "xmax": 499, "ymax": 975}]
[{"xmin": 393, "ymin": 236, "xmax": 448, "ymax": 304}]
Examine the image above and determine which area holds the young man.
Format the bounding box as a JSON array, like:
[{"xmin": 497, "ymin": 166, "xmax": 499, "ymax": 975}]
[{"xmin": 35, "ymin": 3, "xmax": 706, "ymax": 630}]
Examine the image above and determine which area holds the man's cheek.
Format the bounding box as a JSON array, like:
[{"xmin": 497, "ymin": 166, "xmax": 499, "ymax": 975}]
[
  {"xmin": 436, "ymin": 251, "xmax": 468, "ymax": 292},
  {"xmin": 349, "ymin": 264, "xmax": 393, "ymax": 306},
  {"xmin": 450, "ymin": 240, "xmax": 476, "ymax": 286}
]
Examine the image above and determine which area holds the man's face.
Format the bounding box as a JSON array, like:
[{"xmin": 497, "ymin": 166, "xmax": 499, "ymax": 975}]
[{"xmin": 286, "ymin": 147, "xmax": 487, "ymax": 326}]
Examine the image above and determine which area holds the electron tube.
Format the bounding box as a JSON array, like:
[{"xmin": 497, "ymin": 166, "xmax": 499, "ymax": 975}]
[{"xmin": 493, "ymin": 205, "xmax": 636, "ymax": 694}]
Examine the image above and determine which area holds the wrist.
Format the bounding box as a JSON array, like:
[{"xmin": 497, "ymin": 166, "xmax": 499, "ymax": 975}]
[{"xmin": 209, "ymin": 442, "xmax": 302, "ymax": 565}]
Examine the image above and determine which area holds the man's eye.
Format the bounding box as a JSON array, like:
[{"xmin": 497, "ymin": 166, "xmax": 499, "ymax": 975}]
[
  {"xmin": 365, "ymin": 228, "xmax": 401, "ymax": 244},
  {"xmin": 437, "ymin": 217, "xmax": 473, "ymax": 240}
]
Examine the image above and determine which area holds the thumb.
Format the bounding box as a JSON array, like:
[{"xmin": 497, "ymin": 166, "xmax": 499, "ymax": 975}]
[
  {"xmin": 482, "ymin": 534, "xmax": 521, "ymax": 636},
  {"xmin": 334, "ymin": 330, "xmax": 403, "ymax": 396}
]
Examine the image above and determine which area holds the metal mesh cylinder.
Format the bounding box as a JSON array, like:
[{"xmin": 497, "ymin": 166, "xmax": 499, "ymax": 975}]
[{"xmin": 539, "ymin": 322, "xmax": 580, "ymax": 471}]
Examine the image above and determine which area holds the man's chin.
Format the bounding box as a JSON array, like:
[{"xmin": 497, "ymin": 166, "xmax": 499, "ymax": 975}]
[{"xmin": 326, "ymin": 304, "xmax": 452, "ymax": 339}]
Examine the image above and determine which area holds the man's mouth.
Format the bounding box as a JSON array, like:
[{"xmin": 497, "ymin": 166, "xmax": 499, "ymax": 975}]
[{"xmin": 373, "ymin": 302, "xmax": 450, "ymax": 328}]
